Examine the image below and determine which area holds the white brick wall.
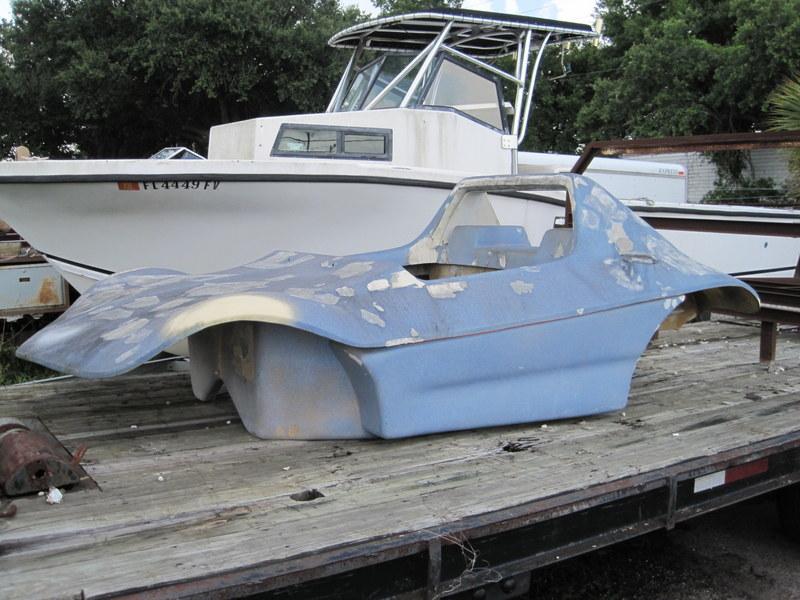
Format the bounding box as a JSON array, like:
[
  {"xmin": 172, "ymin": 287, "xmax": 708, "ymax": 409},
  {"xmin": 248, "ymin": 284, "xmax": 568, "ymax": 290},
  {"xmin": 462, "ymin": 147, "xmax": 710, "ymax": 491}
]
[
  {"xmin": 625, "ymin": 149, "xmax": 791, "ymax": 203},
  {"xmin": 748, "ymin": 148, "xmax": 792, "ymax": 183}
]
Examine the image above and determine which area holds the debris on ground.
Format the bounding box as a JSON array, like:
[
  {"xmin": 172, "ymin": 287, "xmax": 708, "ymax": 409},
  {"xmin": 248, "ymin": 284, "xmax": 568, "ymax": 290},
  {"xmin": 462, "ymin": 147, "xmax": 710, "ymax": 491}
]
[{"xmin": 45, "ymin": 486, "xmax": 63, "ymax": 505}]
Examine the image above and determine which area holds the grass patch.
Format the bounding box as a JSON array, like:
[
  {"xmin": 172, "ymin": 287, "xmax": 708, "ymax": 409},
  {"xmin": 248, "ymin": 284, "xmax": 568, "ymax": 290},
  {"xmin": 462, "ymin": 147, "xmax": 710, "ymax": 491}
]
[{"xmin": 0, "ymin": 318, "xmax": 58, "ymax": 385}]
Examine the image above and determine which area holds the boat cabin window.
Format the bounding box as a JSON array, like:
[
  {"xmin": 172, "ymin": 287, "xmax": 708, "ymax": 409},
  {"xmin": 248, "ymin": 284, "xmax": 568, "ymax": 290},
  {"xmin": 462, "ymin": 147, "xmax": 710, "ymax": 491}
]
[
  {"xmin": 272, "ymin": 124, "xmax": 392, "ymax": 160},
  {"xmin": 343, "ymin": 132, "xmax": 386, "ymax": 155},
  {"xmin": 276, "ymin": 128, "xmax": 338, "ymax": 154},
  {"xmin": 422, "ymin": 58, "xmax": 504, "ymax": 130}
]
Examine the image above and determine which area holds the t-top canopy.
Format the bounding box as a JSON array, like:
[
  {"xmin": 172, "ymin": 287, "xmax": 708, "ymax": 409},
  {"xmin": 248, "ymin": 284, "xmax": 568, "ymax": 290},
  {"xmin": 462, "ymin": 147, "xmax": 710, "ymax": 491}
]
[{"xmin": 328, "ymin": 9, "xmax": 595, "ymax": 58}]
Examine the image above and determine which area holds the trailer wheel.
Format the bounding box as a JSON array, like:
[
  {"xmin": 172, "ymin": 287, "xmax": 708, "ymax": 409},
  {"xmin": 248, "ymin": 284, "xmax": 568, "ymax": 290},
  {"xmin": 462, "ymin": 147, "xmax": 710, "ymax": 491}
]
[{"xmin": 777, "ymin": 484, "xmax": 800, "ymax": 542}]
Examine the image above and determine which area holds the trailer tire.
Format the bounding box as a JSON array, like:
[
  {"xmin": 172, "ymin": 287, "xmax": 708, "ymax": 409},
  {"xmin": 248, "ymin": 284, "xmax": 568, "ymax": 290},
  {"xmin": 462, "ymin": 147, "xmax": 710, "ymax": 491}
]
[{"xmin": 777, "ymin": 484, "xmax": 800, "ymax": 542}]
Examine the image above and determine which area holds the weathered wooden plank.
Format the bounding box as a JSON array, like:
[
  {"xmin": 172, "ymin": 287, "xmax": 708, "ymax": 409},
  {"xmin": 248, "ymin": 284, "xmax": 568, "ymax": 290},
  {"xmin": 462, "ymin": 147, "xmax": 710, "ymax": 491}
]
[{"xmin": 7, "ymin": 398, "xmax": 800, "ymax": 600}]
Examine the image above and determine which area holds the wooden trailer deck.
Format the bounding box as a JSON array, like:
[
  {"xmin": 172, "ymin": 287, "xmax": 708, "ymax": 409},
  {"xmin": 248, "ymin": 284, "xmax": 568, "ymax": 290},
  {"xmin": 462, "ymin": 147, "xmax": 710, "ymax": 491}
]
[{"xmin": 2, "ymin": 319, "xmax": 800, "ymax": 599}]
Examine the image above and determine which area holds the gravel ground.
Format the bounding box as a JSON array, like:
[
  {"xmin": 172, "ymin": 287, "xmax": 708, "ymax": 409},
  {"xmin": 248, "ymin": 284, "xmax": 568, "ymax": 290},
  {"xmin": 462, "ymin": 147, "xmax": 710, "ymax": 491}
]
[{"xmin": 527, "ymin": 493, "xmax": 800, "ymax": 600}]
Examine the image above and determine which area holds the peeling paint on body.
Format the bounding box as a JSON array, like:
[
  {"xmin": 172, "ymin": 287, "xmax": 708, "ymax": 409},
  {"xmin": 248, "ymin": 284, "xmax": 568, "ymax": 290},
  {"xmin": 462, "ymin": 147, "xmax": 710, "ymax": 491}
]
[
  {"xmin": 335, "ymin": 261, "xmax": 374, "ymax": 279},
  {"xmin": 96, "ymin": 308, "xmax": 134, "ymax": 320},
  {"xmin": 360, "ymin": 309, "xmax": 386, "ymax": 327},
  {"xmin": 124, "ymin": 296, "xmax": 160, "ymax": 309},
  {"xmin": 102, "ymin": 318, "xmax": 150, "ymax": 341},
  {"xmin": 115, "ymin": 346, "xmax": 139, "ymax": 364},
  {"xmin": 646, "ymin": 235, "xmax": 711, "ymax": 276},
  {"xmin": 155, "ymin": 297, "xmax": 194, "ymax": 312},
  {"xmin": 581, "ymin": 208, "xmax": 600, "ymax": 230},
  {"xmin": 426, "ymin": 281, "xmax": 468, "ymax": 299},
  {"xmin": 390, "ymin": 270, "xmax": 423, "ymax": 289},
  {"xmin": 604, "ymin": 258, "xmax": 645, "ymax": 292},
  {"xmin": 510, "ymin": 280, "xmax": 534, "ymax": 295},
  {"xmin": 187, "ymin": 281, "xmax": 267, "ymax": 297},
  {"xmin": 336, "ymin": 286, "xmax": 355, "ymax": 297},
  {"xmin": 246, "ymin": 251, "xmax": 314, "ymax": 270},
  {"xmin": 286, "ymin": 288, "xmax": 340, "ymax": 305},
  {"xmin": 367, "ymin": 279, "xmax": 390, "ymax": 292},
  {"xmin": 385, "ymin": 336, "xmax": 425, "ymax": 347},
  {"xmin": 607, "ymin": 222, "xmax": 634, "ymax": 254}
]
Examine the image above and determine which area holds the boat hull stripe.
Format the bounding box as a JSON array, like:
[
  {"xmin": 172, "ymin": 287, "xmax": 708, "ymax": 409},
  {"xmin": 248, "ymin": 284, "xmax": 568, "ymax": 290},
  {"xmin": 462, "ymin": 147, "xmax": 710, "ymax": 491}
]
[{"xmin": 43, "ymin": 253, "xmax": 114, "ymax": 275}]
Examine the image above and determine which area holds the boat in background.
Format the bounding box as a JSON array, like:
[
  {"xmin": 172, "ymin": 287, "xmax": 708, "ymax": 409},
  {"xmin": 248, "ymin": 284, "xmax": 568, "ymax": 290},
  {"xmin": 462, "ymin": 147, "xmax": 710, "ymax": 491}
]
[{"xmin": 0, "ymin": 9, "xmax": 797, "ymax": 294}]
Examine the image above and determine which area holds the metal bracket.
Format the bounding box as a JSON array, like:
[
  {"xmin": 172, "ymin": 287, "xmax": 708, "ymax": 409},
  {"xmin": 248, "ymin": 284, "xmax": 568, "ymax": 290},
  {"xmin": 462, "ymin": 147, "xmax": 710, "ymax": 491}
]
[{"xmin": 501, "ymin": 135, "xmax": 518, "ymax": 150}]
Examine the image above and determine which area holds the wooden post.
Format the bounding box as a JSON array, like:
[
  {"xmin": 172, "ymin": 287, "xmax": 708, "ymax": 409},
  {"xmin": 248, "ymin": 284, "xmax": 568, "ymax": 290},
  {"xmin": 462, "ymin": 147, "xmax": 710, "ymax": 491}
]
[{"xmin": 760, "ymin": 321, "xmax": 777, "ymax": 362}]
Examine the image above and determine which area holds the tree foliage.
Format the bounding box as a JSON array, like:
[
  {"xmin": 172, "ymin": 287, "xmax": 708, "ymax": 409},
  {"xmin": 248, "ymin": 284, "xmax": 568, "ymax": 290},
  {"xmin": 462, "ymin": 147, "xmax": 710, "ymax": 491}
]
[
  {"xmin": 768, "ymin": 76, "xmax": 800, "ymax": 132},
  {"xmin": 2, "ymin": 0, "xmax": 799, "ymax": 172},
  {"xmin": 527, "ymin": 0, "xmax": 800, "ymax": 161},
  {"xmin": 0, "ymin": 0, "xmax": 362, "ymax": 157},
  {"xmin": 520, "ymin": 43, "xmax": 603, "ymax": 154},
  {"xmin": 767, "ymin": 75, "xmax": 800, "ymax": 200},
  {"xmin": 373, "ymin": 0, "xmax": 461, "ymax": 16}
]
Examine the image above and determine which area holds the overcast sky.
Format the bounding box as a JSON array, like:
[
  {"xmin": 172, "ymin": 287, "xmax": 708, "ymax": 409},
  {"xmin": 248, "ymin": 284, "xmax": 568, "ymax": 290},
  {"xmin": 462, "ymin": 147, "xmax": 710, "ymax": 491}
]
[{"xmin": 0, "ymin": 1, "xmax": 597, "ymax": 25}]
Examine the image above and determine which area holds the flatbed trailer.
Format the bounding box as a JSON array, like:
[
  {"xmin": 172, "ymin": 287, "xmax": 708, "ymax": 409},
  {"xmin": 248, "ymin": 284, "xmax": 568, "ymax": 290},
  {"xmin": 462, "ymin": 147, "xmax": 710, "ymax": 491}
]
[{"xmin": 1, "ymin": 319, "xmax": 799, "ymax": 599}]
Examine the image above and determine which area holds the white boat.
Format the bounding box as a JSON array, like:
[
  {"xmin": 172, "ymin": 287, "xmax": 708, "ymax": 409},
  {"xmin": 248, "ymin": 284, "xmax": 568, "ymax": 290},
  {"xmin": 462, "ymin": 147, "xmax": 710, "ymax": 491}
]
[{"xmin": 0, "ymin": 9, "xmax": 797, "ymax": 293}]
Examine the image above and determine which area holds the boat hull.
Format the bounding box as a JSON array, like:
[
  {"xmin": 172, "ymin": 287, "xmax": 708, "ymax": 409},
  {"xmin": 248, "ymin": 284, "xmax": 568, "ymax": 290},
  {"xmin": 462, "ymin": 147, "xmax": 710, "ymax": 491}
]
[
  {"xmin": 0, "ymin": 177, "xmax": 455, "ymax": 290},
  {"xmin": 0, "ymin": 168, "xmax": 797, "ymax": 295}
]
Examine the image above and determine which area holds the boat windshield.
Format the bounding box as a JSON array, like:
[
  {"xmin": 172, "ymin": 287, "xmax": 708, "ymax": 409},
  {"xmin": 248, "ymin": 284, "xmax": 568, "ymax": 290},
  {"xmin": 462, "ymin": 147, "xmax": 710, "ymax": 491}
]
[
  {"xmin": 338, "ymin": 53, "xmax": 503, "ymax": 130},
  {"xmin": 340, "ymin": 59, "xmax": 381, "ymax": 111},
  {"xmin": 422, "ymin": 58, "xmax": 503, "ymax": 130},
  {"xmin": 328, "ymin": 10, "xmax": 597, "ymax": 142},
  {"xmin": 341, "ymin": 56, "xmax": 421, "ymax": 111}
]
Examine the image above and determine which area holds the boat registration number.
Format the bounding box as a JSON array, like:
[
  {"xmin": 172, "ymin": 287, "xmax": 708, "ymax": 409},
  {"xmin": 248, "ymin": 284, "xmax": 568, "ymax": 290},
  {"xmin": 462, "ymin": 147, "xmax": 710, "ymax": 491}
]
[{"xmin": 117, "ymin": 181, "xmax": 221, "ymax": 191}]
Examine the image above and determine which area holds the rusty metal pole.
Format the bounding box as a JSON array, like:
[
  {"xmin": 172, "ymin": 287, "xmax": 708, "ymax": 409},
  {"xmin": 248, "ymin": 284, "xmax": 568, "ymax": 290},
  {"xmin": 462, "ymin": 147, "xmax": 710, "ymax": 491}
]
[{"xmin": 572, "ymin": 130, "xmax": 800, "ymax": 174}]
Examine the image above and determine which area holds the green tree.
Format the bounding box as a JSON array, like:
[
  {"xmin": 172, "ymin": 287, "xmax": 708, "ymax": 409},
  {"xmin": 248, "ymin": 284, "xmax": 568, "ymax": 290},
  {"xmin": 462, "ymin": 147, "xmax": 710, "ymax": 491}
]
[
  {"xmin": 768, "ymin": 76, "xmax": 800, "ymax": 200},
  {"xmin": 1, "ymin": 0, "xmax": 170, "ymax": 157},
  {"xmin": 0, "ymin": 0, "xmax": 363, "ymax": 158},
  {"xmin": 520, "ymin": 43, "xmax": 604, "ymax": 154},
  {"xmin": 769, "ymin": 76, "xmax": 800, "ymax": 131},
  {"xmin": 526, "ymin": 0, "xmax": 800, "ymax": 167},
  {"xmin": 138, "ymin": 0, "xmax": 360, "ymax": 127},
  {"xmin": 373, "ymin": 0, "xmax": 461, "ymax": 15},
  {"xmin": 579, "ymin": 0, "xmax": 800, "ymax": 139}
]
